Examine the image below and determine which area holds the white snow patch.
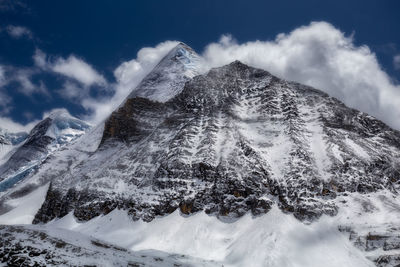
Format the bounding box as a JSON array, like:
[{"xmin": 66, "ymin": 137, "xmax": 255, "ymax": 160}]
[
  {"xmin": 307, "ymin": 119, "xmax": 331, "ymax": 179},
  {"xmin": 0, "ymin": 183, "xmax": 49, "ymax": 224}
]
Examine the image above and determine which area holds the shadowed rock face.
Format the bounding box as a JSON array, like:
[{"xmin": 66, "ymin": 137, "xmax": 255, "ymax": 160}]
[
  {"xmin": 33, "ymin": 61, "xmax": 400, "ymax": 226},
  {"xmin": 101, "ymin": 98, "xmax": 168, "ymax": 144}
]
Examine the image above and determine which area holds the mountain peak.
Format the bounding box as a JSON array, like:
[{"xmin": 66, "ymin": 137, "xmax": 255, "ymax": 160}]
[
  {"xmin": 165, "ymin": 42, "xmax": 198, "ymax": 61},
  {"xmin": 127, "ymin": 42, "xmax": 203, "ymax": 102}
]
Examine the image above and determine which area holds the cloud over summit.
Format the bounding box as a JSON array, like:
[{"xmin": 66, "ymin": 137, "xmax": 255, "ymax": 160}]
[
  {"xmin": 2, "ymin": 21, "xmax": 400, "ymax": 132},
  {"xmin": 102, "ymin": 22, "xmax": 400, "ymax": 130}
]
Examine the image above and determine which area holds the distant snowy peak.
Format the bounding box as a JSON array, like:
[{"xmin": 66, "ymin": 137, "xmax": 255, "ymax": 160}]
[
  {"xmin": 22, "ymin": 111, "xmax": 91, "ymax": 157},
  {"xmin": 44, "ymin": 110, "xmax": 91, "ymax": 143},
  {"xmin": 127, "ymin": 42, "xmax": 203, "ymax": 102},
  {"xmin": 0, "ymin": 112, "xmax": 91, "ymax": 192}
]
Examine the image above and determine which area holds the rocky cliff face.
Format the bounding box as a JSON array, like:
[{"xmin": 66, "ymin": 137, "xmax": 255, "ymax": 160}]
[{"xmin": 32, "ymin": 60, "xmax": 400, "ymax": 226}]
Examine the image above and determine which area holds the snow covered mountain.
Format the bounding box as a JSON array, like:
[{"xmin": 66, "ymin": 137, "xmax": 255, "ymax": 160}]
[
  {"xmin": 0, "ymin": 110, "xmax": 91, "ymax": 194},
  {"xmin": 1, "ymin": 43, "xmax": 400, "ymax": 266}
]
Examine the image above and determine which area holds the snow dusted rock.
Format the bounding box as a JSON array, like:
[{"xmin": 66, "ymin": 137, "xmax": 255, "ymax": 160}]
[
  {"xmin": 0, "ymin": 110, "xmax": 90, "ymax": 193},
  {"xmin": 33, "ymin": 61, "xmax": 400, "ymax": 226}
]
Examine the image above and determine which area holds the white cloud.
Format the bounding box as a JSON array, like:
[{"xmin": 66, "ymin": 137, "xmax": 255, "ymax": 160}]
[
  {"xmin": 57, "ymin": 81, "xmax": 85, "ymax": 101},
  {"xmin": 6, "ymin": 25, "xmax": 32, "ymax": 39},
  {"xmin": 41, "ymin": 107, "xmax": 71, "ymax": 119},
  {"xmin": 83, "ymin": 25, "xmax": 400, "ymax": 130},
  {"xmin": 394, "ymin": 54, "xmax": 400, "ymax": 70},
  {"xmin": 14, "ymin": 69, "xmax": 36, "ymax": 94},
  {"xmin": 14, "ymin": 69, "xmax": 48, "ymax": 96},
  {"xmin": 83, "ymin": 41, "xmax": 179, "ymax": 124},
  {"xmin": 34, "ymin": 49, "xmax": 106, "ymax": 87},
  {"xmin": 0, "ymin": 116, "xmax": 37, "ymax": 132},
  {"xmin": 33, "ymin": 49, "xmax": 47, "ymax": 69},
  {"xmin": 0, "ymin": 66, "xmax": 44, "ymax": 133},
  {"xmin": 201, "ymin": 22, "xmax": 400, "ymax": 130},
  {"xmin": 52, "ymin": 56, "xmax": 106, "ymax": 87},
  {"xmin": 0, "ymin": 64, "xmax": 48, "ymax": 96},
  {"xmin": 4, "ymin": 21, "xmax": 400, "ymax": 134}
]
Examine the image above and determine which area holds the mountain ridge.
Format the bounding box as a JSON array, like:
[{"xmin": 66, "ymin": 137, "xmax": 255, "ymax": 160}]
[
  {"xmin": 29, "ymin": 60, "xmax": 400, "ymax": 225},
  {"xmin": 1, "ymin": 44, "xmax": 400, "ymax": 266}
]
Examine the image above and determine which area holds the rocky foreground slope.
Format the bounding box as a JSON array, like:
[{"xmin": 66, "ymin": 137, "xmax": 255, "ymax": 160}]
[{"xmin": 1, "ymin": 43, "xmax": 400, "ymax": 266}]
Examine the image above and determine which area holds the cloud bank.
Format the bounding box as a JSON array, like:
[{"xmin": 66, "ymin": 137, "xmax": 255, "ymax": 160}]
[{"xmin": 0, "ymin": 64, "xmax": 48, "ymax": 97}]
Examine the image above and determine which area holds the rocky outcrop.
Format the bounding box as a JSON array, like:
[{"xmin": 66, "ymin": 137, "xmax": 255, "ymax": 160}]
[{"xmin": 101, "ymin": 98, "xmax": 168, "ymax": 144}]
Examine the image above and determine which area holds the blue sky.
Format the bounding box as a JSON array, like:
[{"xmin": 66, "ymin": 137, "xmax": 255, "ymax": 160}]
[{"xmin": 1, "ymin": 0, "xmax": 400, "ymax": 131}]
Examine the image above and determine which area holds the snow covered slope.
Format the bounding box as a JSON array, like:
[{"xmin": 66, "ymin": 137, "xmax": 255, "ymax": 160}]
[
  {"xmin": 1, "ymin": 43, "xmax": 400, "ymax": 266},
  {"xmin": 48, "ymin": 206, "xmax": 373, "ymax": 267}
]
